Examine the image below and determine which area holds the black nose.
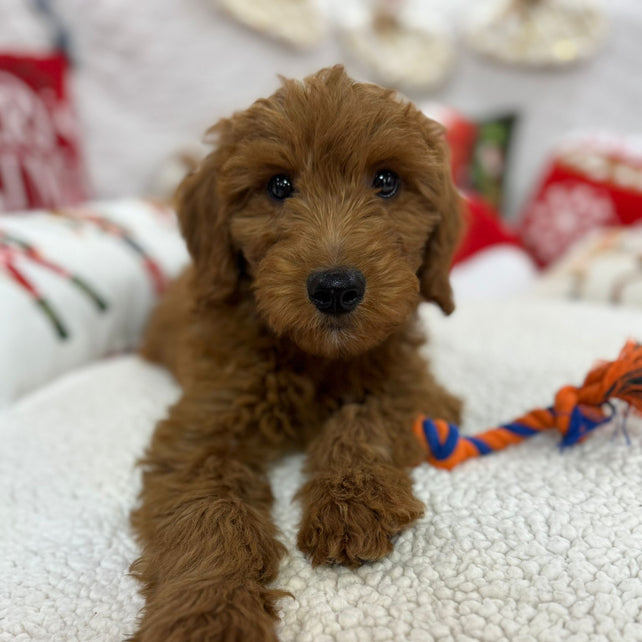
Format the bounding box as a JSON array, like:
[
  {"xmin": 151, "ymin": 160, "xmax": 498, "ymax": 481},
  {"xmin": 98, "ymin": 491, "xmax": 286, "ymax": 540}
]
[{"xmin": 307, "ymin": 268, "xmax": 366, "ymax": 315}]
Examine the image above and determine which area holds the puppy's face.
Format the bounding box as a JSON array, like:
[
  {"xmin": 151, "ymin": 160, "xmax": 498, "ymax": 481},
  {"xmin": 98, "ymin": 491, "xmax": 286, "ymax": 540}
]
[{"xmin": 179, "ymin": 66, "xmax": 461, "ymax": 359}]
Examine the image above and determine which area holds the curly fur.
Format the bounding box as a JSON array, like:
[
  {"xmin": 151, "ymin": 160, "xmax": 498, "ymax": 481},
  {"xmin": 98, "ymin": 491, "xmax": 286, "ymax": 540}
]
[{"xmin": 130, "ymin": 65, "xmax": 462, "ymax": 641}]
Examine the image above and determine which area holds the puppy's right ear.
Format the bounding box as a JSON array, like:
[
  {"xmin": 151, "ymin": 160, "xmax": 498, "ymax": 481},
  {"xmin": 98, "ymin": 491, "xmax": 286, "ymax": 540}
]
[
  {"xmin": 415, "ymin": 115, "xmax": 463, "ymax": 315},
  {"xmin": 176, "ymin": 150, "xmax": 239, "ymax": 305}
]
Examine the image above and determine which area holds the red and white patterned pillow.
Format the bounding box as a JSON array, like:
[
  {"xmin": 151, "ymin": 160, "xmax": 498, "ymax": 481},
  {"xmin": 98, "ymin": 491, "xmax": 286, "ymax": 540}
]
[
  {"xmin": 519, "ymin": 135, "xmax": 642, "ymax": 267},
  {"xmin": 0, "ymin": 52, "xmax": 90, "ymax": 212}
]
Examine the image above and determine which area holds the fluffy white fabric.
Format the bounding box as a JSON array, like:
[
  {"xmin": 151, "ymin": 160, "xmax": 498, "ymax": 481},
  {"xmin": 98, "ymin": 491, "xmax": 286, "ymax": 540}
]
[{"xmin": 1, "ymin": 298, "xmax": 641, "ymax": 641}]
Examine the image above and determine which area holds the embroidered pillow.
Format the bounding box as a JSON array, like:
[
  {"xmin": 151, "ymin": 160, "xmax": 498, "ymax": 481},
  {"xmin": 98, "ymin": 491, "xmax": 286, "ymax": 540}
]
[{"xmin": 0, "ymin": 199, "xmax": 188, "ymax": 406}]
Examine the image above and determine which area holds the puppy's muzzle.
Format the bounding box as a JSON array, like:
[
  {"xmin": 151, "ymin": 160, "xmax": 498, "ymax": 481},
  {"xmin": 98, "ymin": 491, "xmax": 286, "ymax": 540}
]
[{"xmin": 307, "ymin": 268, "xmax": 366, "ymax": 315}]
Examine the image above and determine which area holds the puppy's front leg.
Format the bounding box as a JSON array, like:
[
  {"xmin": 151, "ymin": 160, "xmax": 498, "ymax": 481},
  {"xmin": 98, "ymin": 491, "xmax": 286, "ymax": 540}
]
[
  {"xmin": 297, "ymin": 400, "xmax": 425, "ymax": 567},
  {"xmin": 129, "ymin": 396, "xmax": 287, "ymax": 642}
]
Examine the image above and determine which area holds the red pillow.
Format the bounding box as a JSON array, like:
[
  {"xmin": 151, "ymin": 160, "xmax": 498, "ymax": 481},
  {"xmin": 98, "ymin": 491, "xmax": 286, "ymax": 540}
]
[
  {"xmin": 518, "ymin": 138, "xmax": 642, "ymax": 267},
  {"xmin": 0, "ymin": 52, "xmax": 90, "ymax": 212},
  {"xmin": 454, "ymin": 193, "xmax": 524, "ymax": 266}
]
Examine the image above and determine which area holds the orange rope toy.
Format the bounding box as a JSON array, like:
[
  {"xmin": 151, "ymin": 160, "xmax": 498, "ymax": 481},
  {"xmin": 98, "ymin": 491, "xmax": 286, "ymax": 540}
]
[{"xmin": 413, "ymin": 340, "xmax": 642, "ymax": 470}]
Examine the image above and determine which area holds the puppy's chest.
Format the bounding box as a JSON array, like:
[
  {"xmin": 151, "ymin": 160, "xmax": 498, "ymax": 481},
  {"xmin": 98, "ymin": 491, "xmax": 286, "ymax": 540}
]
[{"xmin": 255, "ymin": 361, "xmax": 371, "ymax": 443}]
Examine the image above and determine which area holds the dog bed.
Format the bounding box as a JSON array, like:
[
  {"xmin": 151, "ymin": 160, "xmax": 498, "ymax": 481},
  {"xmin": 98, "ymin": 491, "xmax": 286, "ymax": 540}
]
[{"xmin": 1, "ymin": 298, "xmax": 641, "ymax": 641}]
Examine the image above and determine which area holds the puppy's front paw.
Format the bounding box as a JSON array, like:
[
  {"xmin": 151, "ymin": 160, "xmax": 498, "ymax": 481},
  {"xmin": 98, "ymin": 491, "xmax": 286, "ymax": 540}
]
[{"xmin": 296, "ymin": 465, "xmax": 424, "ymax": 567}]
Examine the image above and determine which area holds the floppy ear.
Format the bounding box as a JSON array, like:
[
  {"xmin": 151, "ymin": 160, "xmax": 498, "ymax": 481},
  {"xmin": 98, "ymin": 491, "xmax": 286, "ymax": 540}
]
[
  {"xmin": 417, "ymin": 118, "xmax": 463, "ymax": 315},
  {"xmin": 175, "ymin": 148, "xmax": 239, "ymax": 305}
]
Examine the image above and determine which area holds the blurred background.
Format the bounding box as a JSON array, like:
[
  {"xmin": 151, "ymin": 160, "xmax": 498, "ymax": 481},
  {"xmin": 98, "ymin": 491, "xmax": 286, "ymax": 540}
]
[
  {"xmin": 3, "ymin": 0, "xmax": 642, "ymax": 405},
  {"xmin": 1, "ymin": 0, "xmax": 640, "ymax": 218}
]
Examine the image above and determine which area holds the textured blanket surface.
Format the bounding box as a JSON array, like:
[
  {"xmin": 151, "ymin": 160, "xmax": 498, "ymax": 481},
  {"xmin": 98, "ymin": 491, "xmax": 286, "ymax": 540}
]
[{"xmin": 1, "ymin": 298, "xmax": 641, "ymax": 641}]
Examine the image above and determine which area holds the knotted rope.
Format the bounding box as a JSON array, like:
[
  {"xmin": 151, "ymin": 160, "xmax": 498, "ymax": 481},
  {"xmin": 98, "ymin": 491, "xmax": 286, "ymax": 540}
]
[{"xmin": 414, "ymin": 340, "xmax": 642, "ymax": 470}]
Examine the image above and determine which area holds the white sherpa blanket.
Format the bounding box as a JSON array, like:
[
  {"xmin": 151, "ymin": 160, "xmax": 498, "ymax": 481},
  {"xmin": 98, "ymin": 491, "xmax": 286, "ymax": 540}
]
[{"xmin": 2, "ymin": 299, "xmax": 641, "ymax": 641}]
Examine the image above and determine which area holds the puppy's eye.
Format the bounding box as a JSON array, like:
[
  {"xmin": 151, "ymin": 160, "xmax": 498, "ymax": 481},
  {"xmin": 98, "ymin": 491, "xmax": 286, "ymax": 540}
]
[
  {"xmin": 372, "ymin": 169, "xmax": 400, "ymax": 199},
  {"xmin": 267, "ymin": 174, "xmax": 294, "ymax": 200}
]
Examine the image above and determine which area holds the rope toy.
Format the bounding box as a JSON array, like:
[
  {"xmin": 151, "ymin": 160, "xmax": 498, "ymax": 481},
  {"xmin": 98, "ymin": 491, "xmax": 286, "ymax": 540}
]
[{"xmin": 414, "ymin": 340, "xmax": 642, "ymax": 470}]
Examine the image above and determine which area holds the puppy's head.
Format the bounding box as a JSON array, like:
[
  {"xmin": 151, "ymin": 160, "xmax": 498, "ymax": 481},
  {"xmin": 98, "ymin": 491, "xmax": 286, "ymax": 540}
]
[{"xmin": 178, "ymin": 66, "xmax": 461, "ymax": 358}]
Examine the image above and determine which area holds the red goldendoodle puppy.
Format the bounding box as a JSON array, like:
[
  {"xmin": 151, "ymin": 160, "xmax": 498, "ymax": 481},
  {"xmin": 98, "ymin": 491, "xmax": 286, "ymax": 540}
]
[{"xmin": 130, "ymin": 65, "xmax": 462, "ymax": 641}]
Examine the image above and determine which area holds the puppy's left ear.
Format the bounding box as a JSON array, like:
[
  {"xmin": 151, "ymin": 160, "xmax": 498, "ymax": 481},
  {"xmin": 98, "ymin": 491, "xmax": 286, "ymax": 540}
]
[{"xmin": 417, "ymin": 117, "xmax": 463, "ymax": 315}]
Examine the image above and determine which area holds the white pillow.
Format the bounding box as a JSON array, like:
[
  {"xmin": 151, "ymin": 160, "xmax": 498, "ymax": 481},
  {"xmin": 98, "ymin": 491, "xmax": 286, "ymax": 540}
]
[
  {"xmin": 0, "ymin": 199, "xmax": 189, "ymax": 407},
  {"xmin": 533, "ymin": 226, "xmax": 642, "ymax": 306}
]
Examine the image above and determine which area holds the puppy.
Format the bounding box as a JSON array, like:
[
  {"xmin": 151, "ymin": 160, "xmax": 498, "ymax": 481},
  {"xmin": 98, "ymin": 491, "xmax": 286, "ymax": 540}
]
[{"xmin": 130, "ymin": 65, "xmax": 462, "ymax": 642}]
